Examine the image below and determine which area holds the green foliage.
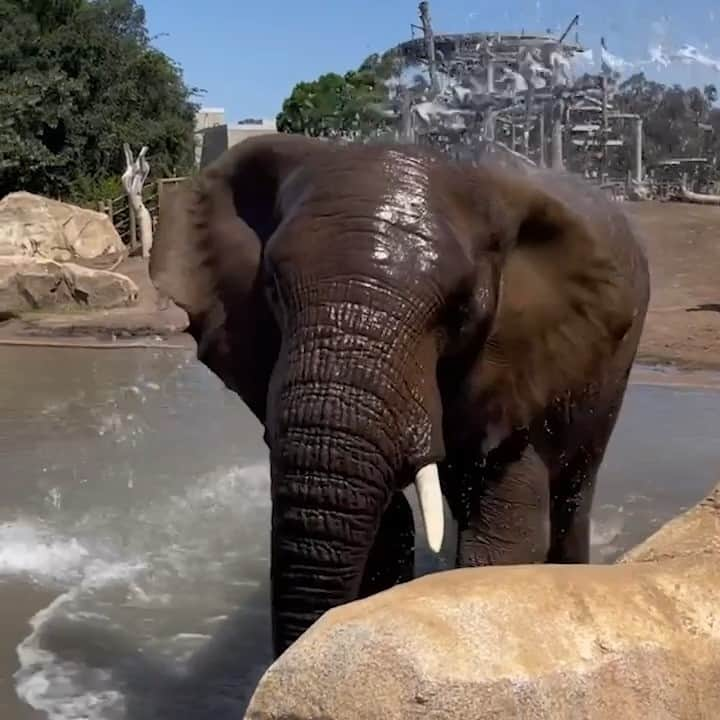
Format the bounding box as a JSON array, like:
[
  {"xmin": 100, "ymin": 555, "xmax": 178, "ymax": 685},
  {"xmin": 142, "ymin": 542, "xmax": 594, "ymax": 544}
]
[
  {"xmin": 611, "ymin": 73, "xmax": 720, "ymax": 176},
  {"xmin": 357, "ymin": 50, "xmax": 403, "ymax": 81},
  {"xmin": 0, "ymin": 0, "xmax": 199, "ymax": 203},
  {"xmin": 276, "ymin": 68, "xmax": 391, "ymax": 139}
]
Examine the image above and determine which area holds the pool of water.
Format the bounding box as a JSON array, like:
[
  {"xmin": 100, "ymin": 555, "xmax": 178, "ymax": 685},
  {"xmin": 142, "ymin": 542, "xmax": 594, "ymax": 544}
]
[{"xmin": 1, "ymin": 346, "xmax": 719, "ymax": 719}]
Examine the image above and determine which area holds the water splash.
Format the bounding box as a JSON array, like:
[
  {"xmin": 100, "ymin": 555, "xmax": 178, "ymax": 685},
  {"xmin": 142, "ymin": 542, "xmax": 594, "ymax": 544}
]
[
  {"xmin": 0, "ymin": 522, "xmax": 89, "ymax": 584},
  {"xmin": 15, "ymin": 561, "xmax": 144, "ymax": 720},
  {"xmin": 9, "ymin": 462, "xmax": 271, "ymax": 719},
  {"xmin": 672, "ymin": 44, "xmax": 720, "ymax": 72}
]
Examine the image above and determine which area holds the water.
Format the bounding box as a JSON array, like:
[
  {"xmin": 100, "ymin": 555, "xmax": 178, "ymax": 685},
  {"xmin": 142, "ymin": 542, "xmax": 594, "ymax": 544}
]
[{"xmin": 1, "ymin": 346, "xmax": 719, "ymax": 719}]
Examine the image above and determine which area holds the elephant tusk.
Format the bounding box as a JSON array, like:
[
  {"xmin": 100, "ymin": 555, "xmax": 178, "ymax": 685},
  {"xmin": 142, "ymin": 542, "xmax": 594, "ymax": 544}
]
[{"xmin": 414, "ymin": 463, "xmax": 444, "ymax": 554}]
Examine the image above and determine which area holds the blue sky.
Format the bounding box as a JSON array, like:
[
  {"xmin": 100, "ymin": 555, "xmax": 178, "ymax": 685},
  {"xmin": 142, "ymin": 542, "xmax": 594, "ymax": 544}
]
[{"xmin": 141, "ymin": 0, "xmax": 720, "ymax": 122}]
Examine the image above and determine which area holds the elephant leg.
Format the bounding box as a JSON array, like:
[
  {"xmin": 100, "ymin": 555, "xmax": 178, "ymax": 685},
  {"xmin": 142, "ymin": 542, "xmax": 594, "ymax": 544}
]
[
  {"xmin": 358, "ymin": 491, "xmax": 415, "ymax": 598},
  {"xmin": 546, "ymin": 444, "xmax": 604, "ymax": 563},
  {"xmin": 547, "ymin": 383, "xmax": 628, "ymax": 563},
  {"xmin": 456, "ymin": 444, "xmax": 551, "ymax": 567}
]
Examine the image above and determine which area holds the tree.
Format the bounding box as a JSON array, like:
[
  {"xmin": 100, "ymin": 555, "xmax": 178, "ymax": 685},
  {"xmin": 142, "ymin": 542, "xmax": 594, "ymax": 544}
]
[
  {"xmin": 357, "ymin": 49, "xmax": 403, "ymax": 81},
  {"xmin": 611, "ymin": 73, "xmax": 719, "ymax": 172},
  {"xmin": 276, "ymin": 68, "xmax": 391, "ymax": 139},
  {"xmin": 276, "ymin": 49, "xmax": 406, "ymax": 140},
  {"xmin": 0, "ymin": 0, "xmax": 199, "ymax": 202}
]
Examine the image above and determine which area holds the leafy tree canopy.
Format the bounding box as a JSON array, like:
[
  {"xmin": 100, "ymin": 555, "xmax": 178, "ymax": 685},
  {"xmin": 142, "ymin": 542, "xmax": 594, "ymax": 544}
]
[
  {"xmin": 0, "ymin": 0, "xmax": 199, "ymax": 202},
  {"xmin": 276, "ymin": 52, "xmax": 402, "ymax": 139},
  {"xmin": 606, "ymin": 73, "xmax": 720, "ymax": 177}
]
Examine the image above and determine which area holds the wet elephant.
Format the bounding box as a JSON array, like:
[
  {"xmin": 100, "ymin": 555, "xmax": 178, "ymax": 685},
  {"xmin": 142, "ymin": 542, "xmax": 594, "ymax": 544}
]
[{"xmin": 150, "ymin": 135, "xmax": 650, "ymax": 658}]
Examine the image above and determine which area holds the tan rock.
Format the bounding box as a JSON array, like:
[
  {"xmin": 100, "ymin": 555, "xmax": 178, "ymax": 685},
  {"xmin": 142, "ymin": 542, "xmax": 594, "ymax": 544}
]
[
  {"xmin": 61, "ymin": 262, "xmax": 139, "ymax": 309},
  {"xmin": 0, "ymin": 192, "xmax": 125, "ymax": 260},
  {"xmin": 245, "ymin": 484, "xmax": 720, "ymax": 720},
  {"xmin": 0, "ymin": 257, "xmax": 73, "ymax": 310},
  {"xmin": 620, "ymin": 483, "xmax": 720, "ymax": 563},
  {"xmin": 0, "ymin": 256, "xmax": 138, "ymax": 312}
]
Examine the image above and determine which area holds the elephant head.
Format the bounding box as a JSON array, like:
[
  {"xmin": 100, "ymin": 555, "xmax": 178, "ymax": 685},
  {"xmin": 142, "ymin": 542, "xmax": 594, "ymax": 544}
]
[{"xmin": 150, "ymin": 135, "xmax": 636, "ymax": 656}]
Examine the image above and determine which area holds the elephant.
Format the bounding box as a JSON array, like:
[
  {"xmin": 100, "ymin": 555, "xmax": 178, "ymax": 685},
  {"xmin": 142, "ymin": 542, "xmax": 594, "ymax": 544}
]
[{"xmin": 149, "ymin": 134, "xmax": 650, "ymax": 658}]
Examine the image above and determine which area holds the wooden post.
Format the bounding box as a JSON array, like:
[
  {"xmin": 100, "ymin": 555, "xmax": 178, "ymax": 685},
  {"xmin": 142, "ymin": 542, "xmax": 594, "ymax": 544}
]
[
  {"xmin": 601, "ymin": 75, "xmax": 609, "ymax": 181},
  {"xmin": 128, "ymin": 201, "xmax": 137, "ymax": 251},
  {"xmin": 418, "ymin": 1, "xmax": 439, "ymax": 93},
  {"xmin": 157, "ymin": 179, "xmax": 166, "ymax": 213},
  {"xmin": 486, "ymin": 112, "xmax": 496, "ymax": 143},
  {"xmin": 97, "ymin": 200, "xmax": 111, "ymax": 220},
  {"xmin": 399, "ymin": 87, "xmax": 415, "ymax": 142},
  {"xmin": 551, "ymin": 99, "xmax": 564, "ymax": 170},
  {"xmin": 634, "ymin": 117, "xmax": 643, "ymax": 184},
  {"xmin": 599, "ymin": 37, "xmax": 611, "ymax": 183},
  {"xmin": 538, "ymin": 110, "xmax": 546, "ymax": 168},
  {"xmin": 524, "ymin": 85, "xmax": 534, "ymax": 157}
]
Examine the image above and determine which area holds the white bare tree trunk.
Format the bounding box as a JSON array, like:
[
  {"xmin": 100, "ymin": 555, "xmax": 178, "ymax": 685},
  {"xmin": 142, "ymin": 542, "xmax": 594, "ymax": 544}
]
[{"xmin": 121, "ymin": 144, "xmax": 154, "ymax": 259}]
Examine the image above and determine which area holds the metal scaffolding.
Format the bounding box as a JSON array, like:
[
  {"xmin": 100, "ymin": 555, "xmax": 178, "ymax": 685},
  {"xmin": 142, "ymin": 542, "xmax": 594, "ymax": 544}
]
[{"xmin": 381, "ymin": 3, "xmax": 643, "ymax": 185}]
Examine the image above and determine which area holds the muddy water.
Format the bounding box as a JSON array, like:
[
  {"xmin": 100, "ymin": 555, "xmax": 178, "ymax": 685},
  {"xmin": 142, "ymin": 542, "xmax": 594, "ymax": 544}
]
[{"xmin": 1, "ymin": 346, "xmax": 719, "ymax": 719}]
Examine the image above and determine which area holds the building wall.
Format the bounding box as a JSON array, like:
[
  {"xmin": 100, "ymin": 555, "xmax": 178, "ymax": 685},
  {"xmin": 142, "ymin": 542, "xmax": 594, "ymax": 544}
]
[
  {"xmin": 227, "ymin": 121, "xmax": 278, "ymax": 147},
  {"xmin": 195, "ymin": 108, "xmax": 226, "ymax": 131},
  {"xmin": 194, "ymin": 108, "xmax": 227, "ymax": 166},
  {"xmin": 194, "ymin": 109, "xmax": 278, "ymax": 168},
  {"xmin": 199, "ymin": 124, "xmax": 233, "ymax": 168}
]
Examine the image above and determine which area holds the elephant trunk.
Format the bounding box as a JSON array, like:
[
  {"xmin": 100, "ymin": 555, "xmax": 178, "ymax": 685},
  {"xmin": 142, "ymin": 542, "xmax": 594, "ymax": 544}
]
[
  {"xmin": 269, "ymin": 425, "xmax": 391, "ymax": 653},
  {"xmin": 267, "ymin": 306, "xmax": 444, "ymax": 655}
]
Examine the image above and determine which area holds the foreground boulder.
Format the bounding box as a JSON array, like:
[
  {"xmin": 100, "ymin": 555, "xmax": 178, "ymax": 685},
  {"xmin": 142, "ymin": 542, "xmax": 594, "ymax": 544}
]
[
  {"xmin": 245, "ymin": 484, "xmax": 720, "ymax": 720},
  {"xmin": 0, "ymin": 256, "xmax": 139, "ymax": 312},
  {"xmin": 0, "ymin": 192, "xmax": 125, "ymax": 261}
]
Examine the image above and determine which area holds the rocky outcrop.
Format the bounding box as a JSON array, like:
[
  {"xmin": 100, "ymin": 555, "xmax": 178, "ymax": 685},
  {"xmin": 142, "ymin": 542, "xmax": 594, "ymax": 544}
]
[
  {"xmin": 0, "ymin": 256, "xmax": 139, "ymax": 312},
  {"xmin": 0, "ymin": 192, "xmax": 125, "ymax": 261},
  {"xmin": 245, "ymin": 484, "xmax": 720, "ymax": 720}
]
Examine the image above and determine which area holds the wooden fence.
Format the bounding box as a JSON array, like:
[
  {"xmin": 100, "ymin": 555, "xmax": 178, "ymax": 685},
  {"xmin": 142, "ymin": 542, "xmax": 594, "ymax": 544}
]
[{"xmin": 96, "ymin": 177, "xmax": 188, "ymax": 252}]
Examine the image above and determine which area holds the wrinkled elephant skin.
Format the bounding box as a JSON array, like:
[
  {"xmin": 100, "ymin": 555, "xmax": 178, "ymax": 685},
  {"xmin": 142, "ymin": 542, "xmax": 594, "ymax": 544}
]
[{"xmin": 150, "ymin": 135, "xmax": 650, "ymax": 657}]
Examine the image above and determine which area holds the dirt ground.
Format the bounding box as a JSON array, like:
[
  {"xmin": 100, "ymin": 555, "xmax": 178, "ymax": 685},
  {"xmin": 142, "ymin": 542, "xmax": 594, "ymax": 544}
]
[
  {"xmin": 0, "ymin": 200, "xmax": 718, "ymax": 370},
  {"xmin": 625, "ymin": 202, "xmax": 720, "ymax": 370}
]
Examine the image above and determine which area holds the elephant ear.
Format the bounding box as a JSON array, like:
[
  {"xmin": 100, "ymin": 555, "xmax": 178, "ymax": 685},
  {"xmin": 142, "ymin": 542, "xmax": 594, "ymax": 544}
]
[
  {"xmin": 149, "ymin": 135, "xmax": 317, "ymax": 423},
  {"xmin": 461, "ymin": 167, "xmax": 642, "ymax": 430}
]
